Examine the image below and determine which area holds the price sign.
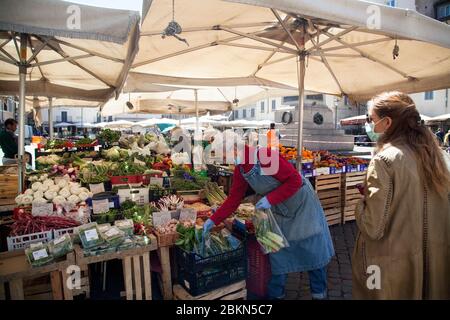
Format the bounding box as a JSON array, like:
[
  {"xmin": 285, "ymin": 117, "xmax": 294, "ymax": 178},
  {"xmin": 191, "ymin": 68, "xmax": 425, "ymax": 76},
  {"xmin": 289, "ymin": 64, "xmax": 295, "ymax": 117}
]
[
  {"xmin": 89, "ymin": 183, "xmax": 105, "ymax": 194},
  {"xmin": 179, "ymin": 208, "xmax": 197, "ymax": 222},
  {"xmin": 92, "ymin": 199, "xmax": 110, "ymax": 214},
  {"xmin": 32, "ymin": 202, "xmax": 53, "ymax": 216},
  {"xmin": 32, "ymin": 249, "xmax": 49, "ymax": 261},
  {"xmin": 150, "ymin": 177, "xmax": 164, "ymax": 187},
  {"xmin": 152, "ymin": 211, "xmax": 171, "ymax": 227}
]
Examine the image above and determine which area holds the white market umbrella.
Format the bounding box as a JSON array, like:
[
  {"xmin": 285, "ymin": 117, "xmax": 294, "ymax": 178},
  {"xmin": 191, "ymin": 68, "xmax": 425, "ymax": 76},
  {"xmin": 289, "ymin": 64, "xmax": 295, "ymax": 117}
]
[
  {"xmin": 0, "ymin": 0, "xmax": 140, "ymax": 191},
  {"xmin": 53, "ymin": 122, "xmax": 74, "ymax": 128},
  {"xmin": 425, "ymin": 113, "xmax": 450, "ymax": 124},
  {"xmin": 135, "ymin": 118, "xmax": 179, "ymax": 127},
  {"xmin": 101, "ymin": 120, "xmax": 135, "ymax": 129},
  {"xmin": 132, "ymin": 0, "xmax": 450, "ymax": 166}
]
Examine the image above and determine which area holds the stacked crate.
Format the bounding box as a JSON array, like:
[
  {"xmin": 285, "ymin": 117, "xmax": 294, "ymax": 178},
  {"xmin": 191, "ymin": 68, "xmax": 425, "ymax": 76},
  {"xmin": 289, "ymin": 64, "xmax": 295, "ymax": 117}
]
[
  {"xmin": 314, "ymin": 174, "xmax": 342, "ymax": 226},
  {"xmin": 342, "ymin": 171, "xmax": 367, "ymax": 223}
]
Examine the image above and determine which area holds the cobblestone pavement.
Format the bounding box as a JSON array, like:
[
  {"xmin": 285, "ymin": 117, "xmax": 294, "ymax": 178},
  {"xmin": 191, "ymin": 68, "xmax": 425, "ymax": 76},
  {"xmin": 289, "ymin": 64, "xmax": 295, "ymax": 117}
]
[{"xmin": 285, "ymin": 221, "xmax": 358, "ymax": 300}]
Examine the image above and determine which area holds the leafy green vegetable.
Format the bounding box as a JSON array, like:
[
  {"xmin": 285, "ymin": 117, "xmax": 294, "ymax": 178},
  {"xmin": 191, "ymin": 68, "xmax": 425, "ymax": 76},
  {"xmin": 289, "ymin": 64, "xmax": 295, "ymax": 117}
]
[{"xmin": 98, "ymin": 129, "xmax": 121, "ymax": 144}]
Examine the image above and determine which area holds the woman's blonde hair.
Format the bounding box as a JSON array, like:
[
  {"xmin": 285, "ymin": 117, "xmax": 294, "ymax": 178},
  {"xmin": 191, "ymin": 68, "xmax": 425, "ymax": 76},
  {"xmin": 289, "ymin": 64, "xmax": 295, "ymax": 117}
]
[{"xmin": 371, "ymin": 91, "xmax": 450, "ymax": 196}]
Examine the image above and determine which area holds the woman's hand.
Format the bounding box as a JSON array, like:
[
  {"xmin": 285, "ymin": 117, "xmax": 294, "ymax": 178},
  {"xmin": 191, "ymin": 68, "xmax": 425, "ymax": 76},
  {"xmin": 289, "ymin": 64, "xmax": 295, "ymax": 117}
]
[{"xmin": 202, "ymin": 219, "xmax": 215, "ymax": 237}]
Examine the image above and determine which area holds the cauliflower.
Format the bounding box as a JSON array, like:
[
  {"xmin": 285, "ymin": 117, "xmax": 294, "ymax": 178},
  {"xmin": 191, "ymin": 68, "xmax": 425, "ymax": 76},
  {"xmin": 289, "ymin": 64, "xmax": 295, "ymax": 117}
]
[
  {"xmin": 44, "ymin": 190, "xmax": 58, "ymax": 200},
  {"xmin": 57, "ymin": 179, "xmax": 68, "ymax": 189},
  {"xmin": 171, "ymin": 152, "xmax": 190, "ymax": 165},
  {"xmin": 70, "ymin": 186, "xmax": 81, "ymax": 195},
  {"xmin": 59, "ymin": 187, "xmax": 71, "ymax": 198},
  {"xmin": 38, "ymin": 184, "xmax": 49, "ymax": 192},
  {"xmin": 22, "ymin": 195, "xmax": 34, "ymax": 205},
  {"xmin": 31, "ymin": 182, "xmax": 43, "ymax": 191},
  {"xmin": 67, "ymin": 194, "xmax": 80, "ymax": 204},
  {"xmin": 33, "ymin": 190, "xmax": 44, "ymax": 199},
  {"xmin": 48, "ymin": 185, "xmax": 60, "ymax": 193},
  {"xmin": 15, "ymin": 194, "xmax": 24, "ymax": 205},
  {"xmin": 79, "ymin": 187, "xmax": 89, "ymax": 194},
  {"xmin": 24, "ymin": 189, "xmax": 34, "ymax": 196},
  {"xmin": 78, "ymin": 192, "xmax": 90, "ymax": 201},
  {"xmin": 39, "ymin": 174, "xmax": 49, "ymax": 182},
  {"xmin": 42, "ymin": 179, "xmax": 55, "ymax": 188},
  {"xmin": 32, "ymin": 197, "xmax": 48, "ymax": 204},
  {"xmin": 52, "ymin": 195, "xmax": 66, "ymax": 205}
]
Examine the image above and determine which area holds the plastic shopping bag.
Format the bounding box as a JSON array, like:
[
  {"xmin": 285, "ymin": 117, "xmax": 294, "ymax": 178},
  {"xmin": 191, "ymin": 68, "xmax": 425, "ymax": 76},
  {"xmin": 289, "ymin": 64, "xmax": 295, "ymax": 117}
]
[{"xmin": 252, "ymin": 209, "xmax": 289, "ymax": 254}]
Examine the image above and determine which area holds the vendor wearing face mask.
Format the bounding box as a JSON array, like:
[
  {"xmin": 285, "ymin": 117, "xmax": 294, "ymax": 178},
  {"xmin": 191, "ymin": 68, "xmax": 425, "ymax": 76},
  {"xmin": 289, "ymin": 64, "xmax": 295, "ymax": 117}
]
[{"xmin": 203, "ymin": 130, "xmax": 335, "ymax": 300}]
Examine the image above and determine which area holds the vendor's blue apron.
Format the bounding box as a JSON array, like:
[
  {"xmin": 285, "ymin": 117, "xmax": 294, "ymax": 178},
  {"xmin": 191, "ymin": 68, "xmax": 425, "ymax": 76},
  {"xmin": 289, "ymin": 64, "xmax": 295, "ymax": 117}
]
[{"xmin": 240, "ymin": 152, "xmax": 335, "ymax": 275}]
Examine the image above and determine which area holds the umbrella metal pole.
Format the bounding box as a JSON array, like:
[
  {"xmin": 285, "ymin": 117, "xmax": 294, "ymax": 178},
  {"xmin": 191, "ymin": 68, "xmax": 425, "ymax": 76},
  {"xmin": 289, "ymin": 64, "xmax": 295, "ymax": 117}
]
[
  {"xmin": 195, "ymin": 89, "xmax": 199, "ymax": 135},
  {"xmin": 296, "ymin": 54, "xmax": 306, "ymax": 169},
  {"xmin": 48, "ymin": 97, "xmax": 53, "ymax": 139},
  {"xmin": 18, "ymin": 33, "xmax": 27, "ymax": 193}
]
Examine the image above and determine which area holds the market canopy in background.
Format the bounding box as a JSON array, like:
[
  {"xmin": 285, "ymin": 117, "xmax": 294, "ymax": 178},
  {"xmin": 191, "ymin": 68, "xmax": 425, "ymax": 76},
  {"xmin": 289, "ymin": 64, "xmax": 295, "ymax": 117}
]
[
  {"xmin": 100, "ymin": 120, "xmax": 136, "ymax": 129},
  {"xmin": 101, "ymin": 87, "xmax": 298, "ymax": 116},
  {"xmin": 425, "ymin": 113, "xmax": 450, "ymax": 124},
  {"xmin": 135, "ymin": 118, "xmax": 180, "ymax": 127},
  {"xmin": 0, "ymin": 0, "xmax": 140, "ymax": 102},
  {"xmin": 340, "ymin": 113, "xmax": 431, "ymax": 126},
  {"xmin": 134, "ymin": 0, "xmax": 450, "ymax": 103}
]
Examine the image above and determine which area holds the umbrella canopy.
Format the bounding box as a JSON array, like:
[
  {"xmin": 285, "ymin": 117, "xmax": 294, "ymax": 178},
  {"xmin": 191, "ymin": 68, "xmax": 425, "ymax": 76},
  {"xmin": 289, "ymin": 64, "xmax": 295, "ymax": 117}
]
[
  {"xmin": 340, "ymin": 113, "xmax": 431, "ymax": 126},
  {"xmin": 134, "ymin": 0, "xmax": 450, "ymax": 102},
  {"xmin": 135, "ymin": 118, "xmax": 180, "ymax": 127},
  {"xmin": 101, "ymin": 120, "xmax": 135, "ymax": 129},
  {"xmin": 425, "ymin": 113, "xmax": 450, "ymax": 124},
  {"xmin": 72, "ymin": 122, "xmax": 95, "ymax": 128},
  {"xmin": 0, "ymin": 0, "xmax": 140, "ymax": 100},
  {"xmin": 0, "ymin": 0, "xmax": 140, "ymax": 191},
  {"xmin": 133, "ymin": 0, "xmax": 450, "ymax": 164},
  {"xmin": 101, "ymin": 87, "xmax": 298, "ymax": 116},
  {"xmin": 53, "ymin": 122, "xmax": 74, "ymax": 128}
]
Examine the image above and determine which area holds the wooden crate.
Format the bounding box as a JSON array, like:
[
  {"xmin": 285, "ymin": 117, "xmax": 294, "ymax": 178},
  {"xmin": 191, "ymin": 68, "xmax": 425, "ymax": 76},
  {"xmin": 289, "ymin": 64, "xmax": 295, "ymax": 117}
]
[
  {"xmin": 0, "ymin": 166, "xmax": 19, "ymax": 206},
  {"xmin": 342, "ymin": 171, "xmax": 367, "ymax": 223},
  {"xmin": 173, "ymin": 280, "xmax": 247, "ymax": 300},
  {"xmin": 314, "ymin": 174, "xmax": 342, "ymax": 226},
  {"xmin": 154, "ymin": 230, "xmax": 179, "ymax": 247}
]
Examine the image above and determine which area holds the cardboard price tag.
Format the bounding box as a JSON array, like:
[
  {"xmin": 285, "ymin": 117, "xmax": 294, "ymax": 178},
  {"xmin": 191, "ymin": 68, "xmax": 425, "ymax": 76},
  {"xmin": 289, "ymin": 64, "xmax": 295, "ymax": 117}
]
[
  {"xmin": 89, "ymin": 183, "xmax": 105, "ymax": 194},
  {"xmin": 152, "ymin": 211, "xmax": 172, "ymax": 227},
  {"xmin": 32, "ymin": 202, "xmax": 54, "ymax": 216},
  {"xmin": 179, "ymin": 208, "xmax": 197, "ymax": 222},
  {"xmin": 150, "ymin": 177, "xmax": 164, "ymax": 187},
  {"xmin": 92, "ymin": 199, "xmax": 110, "ymax": 214}
]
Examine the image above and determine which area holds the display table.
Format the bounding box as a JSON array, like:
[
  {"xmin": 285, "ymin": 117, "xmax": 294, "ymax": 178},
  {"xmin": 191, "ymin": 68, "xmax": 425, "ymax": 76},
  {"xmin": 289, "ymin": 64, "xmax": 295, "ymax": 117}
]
[
  {"xmin": 0, "ymin": 250, "xmax": 75, "ymax": 300},
  {"xmin": 73, "ymin": 235, "xmax": 157, "ymax": 300}
]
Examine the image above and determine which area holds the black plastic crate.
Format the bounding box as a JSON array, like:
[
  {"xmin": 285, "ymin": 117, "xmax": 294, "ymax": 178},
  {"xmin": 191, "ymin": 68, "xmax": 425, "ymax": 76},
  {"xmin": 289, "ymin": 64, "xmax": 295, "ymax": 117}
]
[
  {"xmin": 177, "ymin": 259, "xmax": 248, "ymax": 296},
  {"xmin": 175, "ymin": 242, "xmax": 246, "ymax": 273}
]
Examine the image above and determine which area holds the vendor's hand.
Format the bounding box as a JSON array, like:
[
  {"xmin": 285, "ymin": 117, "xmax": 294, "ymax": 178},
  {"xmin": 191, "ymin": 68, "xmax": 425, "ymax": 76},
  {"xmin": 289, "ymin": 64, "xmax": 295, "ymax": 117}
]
[
  {"xmin": 202, "ymin": 219, "xmax": 215, "ymax": 237},
  {"xmin": 255, "ymin": 196, "xmax": 271, "ymax": 210}
]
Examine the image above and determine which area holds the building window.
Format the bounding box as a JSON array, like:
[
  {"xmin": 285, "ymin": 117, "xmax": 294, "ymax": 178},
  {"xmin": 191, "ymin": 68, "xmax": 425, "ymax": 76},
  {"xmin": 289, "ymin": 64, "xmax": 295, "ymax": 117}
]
[
  {"xmin": 61, "ymin": 111, "xmax": 67, "ymax": 122},
  {"xmin": 108, "ymin": 116, "xmax": 113, "ymax": 122},
  {"xmin": 251, "ymin": 108, "xmax": 255, "ymax": 117},
  {"xmin": 386, "ymin": 0, "xmax": 396, "ymax": 7},
  {"xmin": 437, "ymin": 3, "xmax": 450, "ymax": 20},
  {"xmin": 234, "ymin": 110, "xmax": 239, "ymax": 119},
  {"xmin": 283, "ymin": 96, "xmax": 299, "ymax": 103},
  {"xmin": 306, "ymin": 94, "xmax": 324, "ymax": 101},
  {"xmin": 260, "ymin": 101, "xmax": 265, "ymax": 113},
  {"xmin": 271, "ymin": 100, "xmax": 276, "ymax": 111},
  {"xmin": 424, "ymin": 91, "xmax": 434, "ymax": 100},
  {"xmin": 243, "ymin": 109, "xmax": 247, "ymax": 118}
]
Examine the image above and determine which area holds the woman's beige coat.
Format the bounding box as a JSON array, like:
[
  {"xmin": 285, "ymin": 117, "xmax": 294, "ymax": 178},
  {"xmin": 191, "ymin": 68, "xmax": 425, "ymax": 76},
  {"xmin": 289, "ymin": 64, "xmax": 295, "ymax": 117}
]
[{"xmin": 352, "ymin": 144, "xmax": 450, "ymax": 299}]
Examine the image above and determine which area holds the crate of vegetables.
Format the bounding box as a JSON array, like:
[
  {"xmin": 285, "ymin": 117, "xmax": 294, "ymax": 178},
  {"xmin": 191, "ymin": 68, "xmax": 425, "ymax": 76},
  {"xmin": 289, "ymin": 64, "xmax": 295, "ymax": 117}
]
[{"xmin": 153, "ymin": 218, "xmax": 180, "ymax": 247}]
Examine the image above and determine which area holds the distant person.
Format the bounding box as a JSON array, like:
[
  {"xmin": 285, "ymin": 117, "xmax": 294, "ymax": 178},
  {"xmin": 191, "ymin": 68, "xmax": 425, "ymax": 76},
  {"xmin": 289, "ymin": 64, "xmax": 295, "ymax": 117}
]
[
  {"xmin": 267, "ymin": 123, "xmax": 280, "ymax": 149},
  {"xmin": 443, "ymin": 129, "xmax": 450, "ymax": 147},
  {"xmin": 435, "ymin": 128, "xmax": 444, "ymax": 145},
  {"xmin": 0, "ymin": 118, "xmax": 18, "ymax": 165}
]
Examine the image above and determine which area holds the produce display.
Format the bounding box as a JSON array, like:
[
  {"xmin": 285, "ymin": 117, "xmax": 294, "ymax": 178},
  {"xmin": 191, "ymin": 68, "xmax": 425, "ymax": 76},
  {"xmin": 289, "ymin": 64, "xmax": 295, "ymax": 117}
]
[
  {"xmin": 204, "ymin": 182, "xmax": 228, "ymax": 206},
  {"xmin": 9, "ymin": 213, "xmax": 80, "ymax": 236},
  {"xmin": 97, "ymin": 129, "xmax": 121, "ymax": 145},
  {"xmin": 157, "ymin": 195, "xmax": 184, "ymax": 211},
  {"xmin": 100, "ymin": 226, "xmax": 125, "ymax": 247},
  {"xmin": 76, "ymin": 222, "xmax": 105, "ymax": 249},
  {"xmin": 26, "ymin": 242, "xmax": 54, "ymax": 267},
  {"xmin": 114, "ymin": 219, "xmax": 134, "ymax": 237},
  {"xmin": 48, "ymin": 233, "xmax": 73, "ymax": 258}
]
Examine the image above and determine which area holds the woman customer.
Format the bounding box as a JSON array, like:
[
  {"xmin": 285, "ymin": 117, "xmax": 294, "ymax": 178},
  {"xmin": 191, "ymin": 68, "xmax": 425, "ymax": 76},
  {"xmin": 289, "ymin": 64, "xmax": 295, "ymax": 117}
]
[
  {"xmin": 353, "ymin": 91, "xmax": 450, "ymax": 299},
  {"xmin": 203, "ymin": 130, "xmax": 335, "ymax": 300}
]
